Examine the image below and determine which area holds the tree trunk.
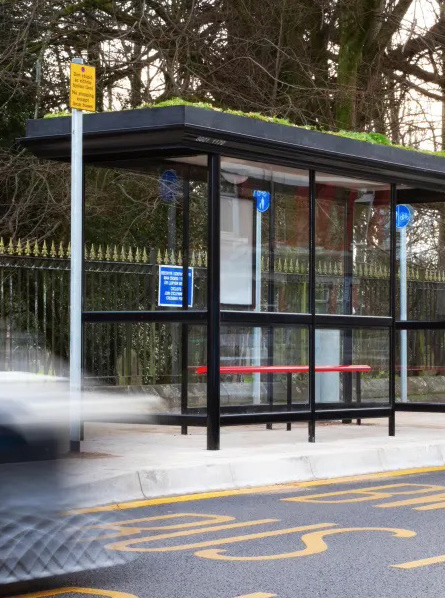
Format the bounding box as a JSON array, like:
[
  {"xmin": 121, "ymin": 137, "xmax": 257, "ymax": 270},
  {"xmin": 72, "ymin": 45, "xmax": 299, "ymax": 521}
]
[{"xmin": 335, "ymin": 0, "xmax": 368, "ymax": 129}]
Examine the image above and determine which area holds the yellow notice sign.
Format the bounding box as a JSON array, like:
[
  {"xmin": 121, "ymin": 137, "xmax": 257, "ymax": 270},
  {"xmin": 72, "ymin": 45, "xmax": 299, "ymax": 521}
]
[{"xmin": 70, "ymin": 62, "xmax": 96, "ymax": 111}]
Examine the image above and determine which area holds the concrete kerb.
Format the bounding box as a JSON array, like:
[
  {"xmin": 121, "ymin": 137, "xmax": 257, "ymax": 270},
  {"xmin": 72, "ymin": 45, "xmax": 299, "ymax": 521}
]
[
  {"xmin": 66, "ymin": 440, "xmax": 445, "ymax": 508},
  {"xmin": 66, "ymin": 471, "xmax": 146, "ymax": 509},
  {"xmin": 379, "ymin": 442, "xmax": 445, "ymax": 471},
  {"xmin": 137, "ymin": 443, "xmax": 445, "ymax": 498}
]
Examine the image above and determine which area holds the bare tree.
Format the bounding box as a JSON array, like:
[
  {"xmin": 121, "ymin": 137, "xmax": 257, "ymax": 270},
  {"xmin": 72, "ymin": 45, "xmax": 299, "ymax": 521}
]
[{"xmin": 2, "ymin": 0, "xmax": 445, "ymax": 241}]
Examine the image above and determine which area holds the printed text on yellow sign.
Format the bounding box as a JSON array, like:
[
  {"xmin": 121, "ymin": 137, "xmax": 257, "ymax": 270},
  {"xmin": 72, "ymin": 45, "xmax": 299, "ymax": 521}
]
[{"xmin": 70, "ymin": 63, "xmax": 96, "ymax": 111}]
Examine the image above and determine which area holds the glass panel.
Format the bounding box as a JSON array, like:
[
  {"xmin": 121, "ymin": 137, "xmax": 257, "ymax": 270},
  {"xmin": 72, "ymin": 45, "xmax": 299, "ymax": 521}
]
[
  {"xmin": 217, "ymin": 325, "xmax": 309, "ymax": 411},
  {"xmin": 315, "ymin": 173, "xmax": 391, "ymax": 316},
  {"xmin": 396, "ymin": 329, "xmax": 445, "ymax": 403},
  {"xmin": 167, "ymin": 156, "xmax": 208, "ymax": 310},
  {"xmin": 186, "ymin": 324, "xmax": 207, "ymax": 412},
  {"xmin": 315, "ymin": 327, "xmax": 390, "ymax": 405},
  {"xmin": 220, "ymin": 157, "xmax": 309, "ymax": 312},
  {"xmin": 83, "ymin": 322, "xmax": 206, "ymax": 415},
  {"xmin": 84, "ymin": 156, "xmax": 208, "ymax": 311},
  {"xmin": 396, "ymin": 190, "xmax": 445, "ymax": 320}
]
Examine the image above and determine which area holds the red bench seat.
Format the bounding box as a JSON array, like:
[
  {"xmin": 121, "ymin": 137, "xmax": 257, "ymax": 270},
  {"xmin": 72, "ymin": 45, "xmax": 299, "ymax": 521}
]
[{"xmin": 196, "ymin": 365, "xmax": 372, "ymax": 375}]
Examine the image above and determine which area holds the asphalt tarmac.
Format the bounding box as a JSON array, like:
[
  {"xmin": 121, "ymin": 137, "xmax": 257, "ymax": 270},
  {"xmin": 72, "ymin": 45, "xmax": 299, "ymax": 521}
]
[{"xmin": 6, "ymin": 466, "xmax": 445, "ymax": 598}]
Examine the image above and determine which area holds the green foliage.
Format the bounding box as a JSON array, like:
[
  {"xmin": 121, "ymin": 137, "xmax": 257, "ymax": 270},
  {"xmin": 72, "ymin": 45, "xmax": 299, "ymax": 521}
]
[
  {"xmin": 138, "ymin": 97, "xmax": 314, "ymax": 129},
  {"xmin": 43, "ymin": 110, "xmax": 72, "ymax": 118},
  {"xmin": 138, "ymin": 98, "xmax": 443, "ymax": 155},
  {"xmin": 0, "ymin": 86, "xmax": 35, "ymax": 148},
  {"xmin": 142, "ymin": 97, "xmax": 216, "ymax": 110},
  {"xmin": 366, "ymin": 132, "xmax": 391, "ymax": 145},
  {"xmin": 337, "ymin": 130, "xmax": 391, "ymax": 145}
]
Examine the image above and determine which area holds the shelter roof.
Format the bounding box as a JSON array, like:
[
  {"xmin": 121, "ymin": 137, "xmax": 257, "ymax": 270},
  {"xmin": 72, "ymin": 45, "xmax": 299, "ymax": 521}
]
[{"xmin": 20, "ymin": 105, "xmax": 445, "ymax": 187}]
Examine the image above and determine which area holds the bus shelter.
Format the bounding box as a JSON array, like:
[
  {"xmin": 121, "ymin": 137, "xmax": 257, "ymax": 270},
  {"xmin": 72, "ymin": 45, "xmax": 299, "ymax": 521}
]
[{"xmin": 21, "ymin": 105, "xmax": 445, "ymax": 450}]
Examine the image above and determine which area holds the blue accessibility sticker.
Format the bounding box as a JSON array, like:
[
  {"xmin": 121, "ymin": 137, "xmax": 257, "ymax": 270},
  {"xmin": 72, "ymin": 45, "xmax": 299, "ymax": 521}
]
[{"xmin": 253, "ymin": 190, "xmax": 271, "ymax": 212}]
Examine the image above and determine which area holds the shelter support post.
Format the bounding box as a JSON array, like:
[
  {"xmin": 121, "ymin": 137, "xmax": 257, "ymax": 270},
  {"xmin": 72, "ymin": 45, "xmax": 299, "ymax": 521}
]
[
  {"xmin": 389, "ymin": 184, "xmax": 397, "ymax": 436},
  {"xmin": 207, "ymin": 154, "xmax": 221, "ymax": 450},
  {"xmin": 181, "ymin": 178, "xmax": 190, "ymax": 435},
  {"xmin": 309, "ymin": 170, "xmax": 316, "ymax": 443}
]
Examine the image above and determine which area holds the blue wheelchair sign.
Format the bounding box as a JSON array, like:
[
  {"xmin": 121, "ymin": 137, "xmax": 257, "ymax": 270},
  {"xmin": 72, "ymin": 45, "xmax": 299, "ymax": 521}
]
[
  {"xmin": 396, "ymin": 204, "xmax": 412, "ymax": 229},
  {"xmin": 253, "ymin": 190, "xmax": 271, "ymax": 212}
]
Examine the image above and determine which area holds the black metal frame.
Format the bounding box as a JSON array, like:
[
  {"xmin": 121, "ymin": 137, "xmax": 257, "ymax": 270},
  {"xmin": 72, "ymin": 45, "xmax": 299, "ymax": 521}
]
[
  {"xmin": 207, "ymin": 154, "xmax": 221, "ymax": 450},
  {"xmin": 68, "ymin": 157, "xmax": 399, "ymax": 448},
  {"xmin": 21, "ymin": 105, "xmax": 445, "ymax": 450},
  {"xmin": 181, "ymin": 176, "xmax": 190, "ymax": 435},
  {"xmin": 389, "ymin": 183, "xmax": 397, "ymax": 436}
]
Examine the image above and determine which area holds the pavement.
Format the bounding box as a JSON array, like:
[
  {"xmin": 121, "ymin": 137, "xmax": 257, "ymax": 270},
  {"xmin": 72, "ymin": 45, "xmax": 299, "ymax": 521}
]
[{"xmin": 61, "ymin": 412, "xmax": 445, "ymax": 508}]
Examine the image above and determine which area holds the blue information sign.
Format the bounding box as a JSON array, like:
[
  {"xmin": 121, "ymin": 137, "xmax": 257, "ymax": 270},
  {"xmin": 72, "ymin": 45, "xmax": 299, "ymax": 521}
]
[
  {"xmin": 396, "ymin": 204, "xmax": 412, "ymax": 228},
  {"xmin": 253, "ymin": 190, "xmax": 271, "ymax": 212},
  {"xmin": 158, "ymin": 265, "xmax": 193, "ymax": 307},
  {"xmin": 159, "ymin": 169, "xmax": 181, "ymax": 203}
]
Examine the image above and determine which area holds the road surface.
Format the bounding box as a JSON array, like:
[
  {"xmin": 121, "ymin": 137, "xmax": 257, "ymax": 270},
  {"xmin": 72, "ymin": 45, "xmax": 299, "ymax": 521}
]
[{"xmin": 6, "ymin": 466, "xmax": 445, "ymax": 598}]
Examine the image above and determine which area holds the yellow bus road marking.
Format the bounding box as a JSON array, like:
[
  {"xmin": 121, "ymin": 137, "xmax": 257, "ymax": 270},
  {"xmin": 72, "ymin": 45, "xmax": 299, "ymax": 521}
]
[
  {"xmin": 6, "ymin": 592, "xmax": 274, "ymax": 598},
  {"xmin": 6, "ymin": 588, "xmax": 138, "ymax": 598},
  {"xmin": 70, "ymin": 466, "xmax": 445, "ymax": 513},
  {"xmin": 281, "ymin": 484, "xmax": 445, "ymax": 505},
  {"xmin": 195, "ymin": 526, "xmax": 417, "ymax": 561},
  {"xmin": 102, "ymin": 518, "xmax": 416, "ymax": 563},
  {"xmin": 375, "ymin": 492, "xmax": 445, "ymax": 509},
  {"xmin": 106, "ymin": 518, "xmax": 278, "ymax": 550},
  {"xmin": 107, "ymin": 522, "xmax": 334, "ymax": 552},
  {"xmin": 415, "ymin": 501, "xmax": 445, "ymax": 511},
  {"xmin": 107, "ymin": 523, "xmax": 337, "ymax": 552},
  {"xmin": 106, "ymin": 519, "xmax": 288, "ymax": 552},
  {"xmin": 85, "ymin": 512, "xmax": 235, "ymax": 540},
  {"xmin": 392, "ymin": 554, "xmax": 445, "ymax": 569}
]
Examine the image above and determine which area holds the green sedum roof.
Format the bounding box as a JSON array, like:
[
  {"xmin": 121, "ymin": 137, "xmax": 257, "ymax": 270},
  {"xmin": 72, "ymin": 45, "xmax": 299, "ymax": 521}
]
[{"xmin": 43, "ymin": 97, "xmax": 445, "ymax": 158}]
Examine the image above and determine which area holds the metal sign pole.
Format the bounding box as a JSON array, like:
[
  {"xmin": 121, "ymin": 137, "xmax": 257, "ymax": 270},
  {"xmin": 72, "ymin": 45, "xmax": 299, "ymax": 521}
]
[
  {"xmin": 70, "ymin": 57, "xmax": 84, "ymax": 452},
  {"xmin": 400, "ymin": 225, "xmax": 408, "ymax": 403},
  {"xmin": 253, "ymin": 210, "xmax": 262, "ymax": 404},
  {"xmin": 396, "ymin": 204, "xmax": 411, "ymax": 405},
  {"xmin": 252, "ymin": 190, "xmax": 270, "ymax": 405}
]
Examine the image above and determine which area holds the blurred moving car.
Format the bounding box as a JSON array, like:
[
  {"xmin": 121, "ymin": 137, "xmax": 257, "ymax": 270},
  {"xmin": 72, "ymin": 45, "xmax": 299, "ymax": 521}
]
[
  {"xmin": 0, "ymin": 372, "xmax": 66, "ymax": 465},
  {"xmin": 0, "ymin": 371, "xmax": 162, "ymax": 588}
]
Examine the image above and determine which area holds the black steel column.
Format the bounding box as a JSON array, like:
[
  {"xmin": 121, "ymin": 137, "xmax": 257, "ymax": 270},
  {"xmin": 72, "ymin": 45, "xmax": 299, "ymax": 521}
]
[
  {"xmin": 286, "ymin": 371, "xmax": 292, "ymax": 431},
  {"xmin": 309, "ymin": 170, "xmax": 316, "ymax": 442},
  {"xmin": 181, "ymin": 177, "xmax": 190, "ymax": 435},
  {"xmin": 342, "ymin": 196, "xmax": 354, "ymax": 422},
  {"xmin": 207, "ymin": 154, "xmax": 221, "ymax": 450},
  {"xmin": 389, "ymin": 184, "xmax": 397, "ymax": 436}
]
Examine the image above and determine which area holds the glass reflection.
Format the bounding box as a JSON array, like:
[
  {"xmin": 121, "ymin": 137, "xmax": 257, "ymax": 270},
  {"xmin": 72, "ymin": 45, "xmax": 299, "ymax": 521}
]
[
  {"xmin": 396, "ymin": 190, "xmax": 445, "ymax": 321},
  {"xmin": 315, "ymin": 327, "xmax": 390, "ymax": 405},
  {"xmin": 315, "ymin": 173, "xmax": 391, "ymax": 316},
  {"xmin": 219, "ymin": 325, "xmax": 309, "ymax": 410},
  {"xmin": 84, "ymin": 156, "xmax": 208, "ymax": 311},
  {"xmin": 220, "ymin": 157, "xmax": 309, "ymax": 312},
  {"xmin": 396, "ymin": 329, "xmax": 445, "ymax": 403}
]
